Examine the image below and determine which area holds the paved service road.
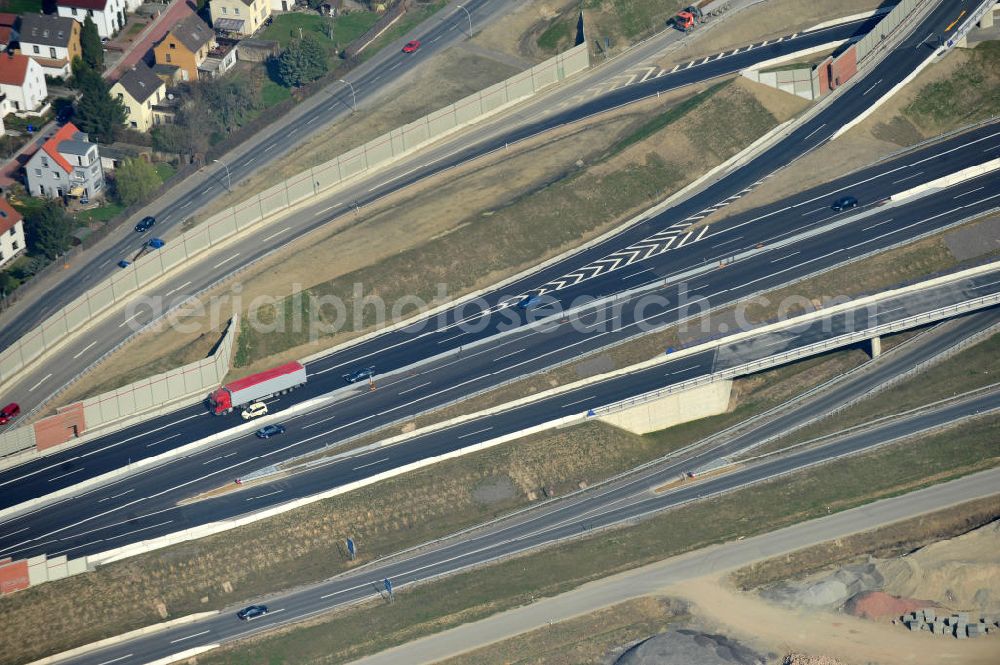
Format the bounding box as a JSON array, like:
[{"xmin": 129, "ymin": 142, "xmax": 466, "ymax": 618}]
[
  {"xmin": 0, "ymin": 13, "xmax": 906, "ymax": 414},
  {"xmin": 350, "ymin": 466, "xmax": 1000, "ymax": 665},
  {"xmin": 1, "ymin": 270, "xmax": 996, "ymax": 561},
  {"xmin": 61, "ymin": 392, "xmax": 1000, "ymax": 665}
]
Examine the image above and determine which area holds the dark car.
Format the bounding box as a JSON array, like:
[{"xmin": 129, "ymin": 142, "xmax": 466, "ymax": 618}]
[
  {"xmin": 148, "ymin": 237, "xmax": 165, "ymax": 249},
  {"xmin": 256, "ymin": 424, "xmax": 286, "ymax": 439},
  {"xmin": 135, "ymin": 216, "xmax": 156, "ymax": 233},
  {"xmin": 402, "ymin": 40, "xmax": 421, "ymax": 53},
  {"xmin": 236, "ymin": 605, "xmax": 268, "ymax": 620},
  {"xmin": 831, "ymin": 195, "xmax": 858, "ymax": 212},
  {"xmin": 343, "ymin": 366, "xmax": 376, "ymax": 383},
  {"xmin": 516, "ymin": 294, "xmax": 541, "ymax": 310},
  {"xmin": 0, "ymin": 402, "xmax": 20, "ymax": 425},
  {"xmin": 117, "ymin": 260, "xmax": 131, "ymax": 269}
]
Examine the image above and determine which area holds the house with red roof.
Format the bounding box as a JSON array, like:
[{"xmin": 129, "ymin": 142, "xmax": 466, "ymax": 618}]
[
  {"xmin": 57, "ymin": 0, "xmax": 127, "ymax": 39},
  {"xmin": 0, "ymin": 51, "xmax": 47, "ymax": 115},
  {"xmin": 0, "ymin": 13, "xmax": 18, "ymax": 52},
  {"xmin": 24, "ymin": 121, "xmax": 105, "ymax": 200},
  {"xmin": 0, "ymin": 196, "xmax": 25, "ymax": 269}
]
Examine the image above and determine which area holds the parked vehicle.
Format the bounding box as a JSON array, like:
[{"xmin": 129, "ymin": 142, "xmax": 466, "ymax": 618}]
[
  {"xmin": 831, "ymin": 195, "xmax": 858, "ymax": 211},
  {"xmin": 343, "ymin": 366, "xmax": 376, "ymax": 383},
  {"xmin": 236, "ymin": 605, "xmax": 268, "ymax": 620},
  {"xmin": 671, "ymin": 5, "xmax": 702, "ymax": 32},
  {"xmin": 117, "ymin": 260, "xmax": 131, "ymax": 269},
  {"xmin": 402, "ymin": 40, "xmax": 421, "ymax": 53},
  {"xmin": 241, "ymin": 402, "xmax": 268, "ymax": 420},
  {"xmin": 0, "ymin": 402, "xmax": 20, "ymax": 425},
  {"xmin": 208, "ymin": 362, "xmax": 307, "ymax": 415},
  {"xmin": 135, "ymin": 216, "xmax": 156, "ymax": 233},
  {"xmin": 256, "ymin": 424, "xmax": 286, "ymax": 439}
]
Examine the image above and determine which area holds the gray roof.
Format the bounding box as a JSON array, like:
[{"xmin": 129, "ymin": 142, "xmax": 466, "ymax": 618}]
[
  {"xmin": 116, "ymin": 63, "xmax": 163, "ymax": 104},
  {"xmin": 18, "ymin": 14, "xmax": 75, "ymax": 48},
  {"xmin": 168, "ymin": 14, "xmax": 213, "ymax": 53},
  {"xmin": 59, "ymin": 139, "xmax": 93, "ymax": 156}
]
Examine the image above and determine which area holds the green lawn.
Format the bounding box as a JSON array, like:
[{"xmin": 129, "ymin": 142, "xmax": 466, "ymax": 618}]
[
  {"xmin": 0, "ymin": 0, "xmax": 42, "ymax": 13},
  {"xmin": 260, "ymin": 12, "xmax": 380, "ymax": 51},
  {"xmin": 153, "ymin": 162, "xmax": 176, "ymax": 182},
  {"xmin": 76, "ymin": 202, "xmax": 124, "ymax": 224},
  {"xmin": 125, "ymin": 21, "xmax": 147, "ymax": 36},
  {"xmin": 261, "ymin": 79, "xmax": 292, "ymax": 107}
]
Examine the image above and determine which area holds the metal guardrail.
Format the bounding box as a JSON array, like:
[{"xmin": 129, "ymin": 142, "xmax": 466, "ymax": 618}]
[{"xmin": 589, "ymin": 292, "xmax": 1000, "ymax": 417}]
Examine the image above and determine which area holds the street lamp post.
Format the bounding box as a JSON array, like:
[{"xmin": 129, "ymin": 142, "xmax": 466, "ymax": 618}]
[
  {"xmin": 456, "ymin": 4, "xmax": 472, "ymax": 34},
  {"xmin": 213, "ymin": 159, "xmax": 232, "ymax": 192},
  {"xmin": 338, "ymin": 78, "xmax": 357, "ymax": 111}
]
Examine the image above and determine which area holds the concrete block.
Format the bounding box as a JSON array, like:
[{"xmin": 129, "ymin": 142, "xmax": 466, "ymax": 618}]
[{"xmin": 597, "ymin": 379, "xmax": 732, "ymax": 434}]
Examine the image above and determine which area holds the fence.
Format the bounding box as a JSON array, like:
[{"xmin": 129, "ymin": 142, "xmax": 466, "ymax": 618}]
[
  {"xmin": 0, "ymin": 315, "xmax": 238, "ymax": 459},
  {"xmin": 0, "ymin": 43, "xmax": 591, "ymax": 391},
  {"xmin": 854, "ymin": 0, "xmax": 924, "ymax": 62}
]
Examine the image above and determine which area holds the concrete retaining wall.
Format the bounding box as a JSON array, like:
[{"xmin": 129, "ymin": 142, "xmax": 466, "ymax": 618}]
[
  {"xmin": 743, "ymin": 66, "xmax": 816, "ymax": 99},
  {"xmin": 0, "ymin": 43, "xmax": 590, "ymax": 394},
  {"xmin": 597, "ymin": 380, "xmax": 732, "ymax": 434},
  {"xmin": 890, "ymin": 158, "xmax": 1000, "ymax": 201},
  {"xmin": 855, "ymin": 0, "xmax": 923, "ymax": 61}
]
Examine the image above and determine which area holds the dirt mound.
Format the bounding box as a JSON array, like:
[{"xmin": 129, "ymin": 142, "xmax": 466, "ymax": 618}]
[
  {"xmin": 844, "ymin": 591, "xmax": 939, "ymax": 621},
  {"xmin": 615, "ymin": 629, "xmax": 768, "ymax": 665},
  {"xmin": 759, "ymin": 562, "xmax": 884, "ymax": 610},
  {"xmin": 783, "ymin": 654, "xmax": 850, "ymax": 665}
]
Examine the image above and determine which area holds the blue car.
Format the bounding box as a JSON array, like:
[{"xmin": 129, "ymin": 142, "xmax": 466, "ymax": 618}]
[
  {"xmin": 236, "ymin": 605, "xmax": 268, "ymax": 620},
  {"xmin": 256, "ymin": 424, "xmax": 286, "ymax": 439},
  {"xmin": 117, "ymin": 260, "xmax": 131, "ymax": 269},
  {"xmin": 148, "ymin": 237, "xmax": 165, "ymax": 249},
  {"xmin": 343, "ymin": 366, "xmax": 376, "ymax": 383},
  {"xmin": 516, "ymin": 294, "xmax": 541, "ymax": 310}
]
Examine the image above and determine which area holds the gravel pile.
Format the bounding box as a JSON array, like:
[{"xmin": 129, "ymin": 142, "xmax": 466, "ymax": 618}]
[{"xmin": 615, "ymin": 629, "xmax": 769, "ymax": 665}]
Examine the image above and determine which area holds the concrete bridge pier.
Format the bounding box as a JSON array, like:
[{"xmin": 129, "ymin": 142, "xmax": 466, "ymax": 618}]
[
  {"xmin": 597, "ymin": 380, "xmax": 733, "ymax": 435},
  {"xmin": 870, "ymin": 335, "xmax": 882, "ymax": 359}
]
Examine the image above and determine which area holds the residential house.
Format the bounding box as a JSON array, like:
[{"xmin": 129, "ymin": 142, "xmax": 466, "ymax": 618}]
[
  {"xmin": 17, "ymin": 14, "xmax": 82, "ymax": 79},
  {"xmin": 0, "ymin": 13, "xmax": 18, "ymax": 52},
  {"xmin": 153, "ymin": 14, "xmax": 215, "ymax": 81},
  {"xmin": 25, "ymin": 121, "xmax": 104, "ymax": 199},
  {"xmin": 57, "ymin": 0, "xmax": 127, "ymax": 40},
  {"xmin": 0, "ymin": 196, "xmax": 25, "ymax": 269},
  {"xmin": 110, "ymin": 63, "xmax": 165, "ymax": 132},
  {"xmin": 210, "ymin": 0, "xmax": 271, "ymax": 38},
  {"xmin": 0, "ymin": 51, "xmax": 47, "ymax": 115}
]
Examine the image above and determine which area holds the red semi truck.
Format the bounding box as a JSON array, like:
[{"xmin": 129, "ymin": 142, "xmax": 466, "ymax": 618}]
[{"xmin": 208, "ymin": 362, "xmax": 308, "ymax": 415}]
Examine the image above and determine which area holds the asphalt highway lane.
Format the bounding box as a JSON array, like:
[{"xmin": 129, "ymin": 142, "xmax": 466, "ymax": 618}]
[
  {"xmin": 65, "ymin": 388, "xmax": 1000, "ymax": 665},
  {"xmin": 1, "ymin": 266, "xmax": 996, "ymax": 562},
  {"xmin": 2, "ymin": 159, "xmax": 997, "ymax": 514},
  {"xmin": 0, "ymin": 14, "xmax": 919, "ymax": 414}
]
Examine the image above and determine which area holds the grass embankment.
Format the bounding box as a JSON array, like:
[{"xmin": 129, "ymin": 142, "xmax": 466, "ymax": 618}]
[
  {"xmin": 753, "ymin": 331, "xmax": 1000, "ymax": 456},
  {"xmin": 584, "ymin": 0, "xmax": 686, "ymax": 51},
  {"xmin": 902, "ymin": 41, "xmax": 1000, "ymax": 134},
  {"xmin": 232, "ymin": 79, "xmax": 781, "ymax": 368},
  {"xmin": 0, "ymin": 344, "xmax": 873, "ymax": 664},
  {"xmin": 192, "ymin": 416, "xmax": 1000, "ymax": 665}
]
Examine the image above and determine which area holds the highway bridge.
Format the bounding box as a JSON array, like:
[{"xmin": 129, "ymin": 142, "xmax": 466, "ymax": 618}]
[{"xmin": 1, "ymin": 263, "xmax": 997, "ymax": 564}]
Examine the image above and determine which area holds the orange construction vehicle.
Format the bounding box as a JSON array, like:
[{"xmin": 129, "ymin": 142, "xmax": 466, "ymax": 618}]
[{"xmin": 672, "ymin": 5, "xmax": 703, "ymax": 32}]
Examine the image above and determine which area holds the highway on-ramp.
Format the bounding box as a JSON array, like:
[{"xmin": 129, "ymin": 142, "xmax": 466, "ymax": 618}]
[{"xmin": 60, "ymin": 388, "xmax": 1000, "ymax": 665}]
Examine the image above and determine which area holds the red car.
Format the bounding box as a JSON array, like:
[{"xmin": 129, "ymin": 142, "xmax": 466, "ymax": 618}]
[
  {"xmin": 0, "ymin": 402, "xmax": 20, "ymax": 425},
  {"xmin": 402, "ymin": 40, "xmax": 421, "ymax": 53}
]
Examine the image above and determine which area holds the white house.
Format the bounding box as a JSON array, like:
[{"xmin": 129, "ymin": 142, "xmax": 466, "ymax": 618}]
[
  {"xmin": 57, "ymin": 0, "xmax": 127, "ymax": 40},
  {"xmin": 0, "ymin": 51, "xmax": 47, "ymax": 115},
  {"xmin": 0, "ymin": 196, "xmax": 26, "ymax": 270},
  {"xmin": 17, "ymin": 14, "xmax": 81, "ymax": 79}
]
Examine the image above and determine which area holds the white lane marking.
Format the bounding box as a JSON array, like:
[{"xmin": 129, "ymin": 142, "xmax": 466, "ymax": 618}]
[
  {"xmin": 170, "ymin": 630, "xmax": 210, "ymax": 644},
  {"xmin": 263, "ymin": 228, "xmax": 290, "ymax": 242},
  {"xmin": 107, "ymin": 520, "xmax": 173, "ymax": 540},
  {"xmin": 180, "ymin": 201, "xmax": 191, "ymax": 209},
  {"xmin": 51, "ymin": 538, "xmax": 105, "ymax": 556},
  {"xmin": 307, "ymin": 116, "xmax": 318, "ymax": 125},
  {"xmin": 801, "ymin": 206, "xmax": 827, "ymax": 216},
  {"xmin": 352, "ymin": 457, "xmax": 389, "ymax": 471},
  {"xmin": 0, "ymin": 527, "xmax": 29, "ymax": 539},
  {"xmin": 892, "ymin": 171, "xmax": 923, "ymax": 184},
  {"xmin": 213, "ymin": 253, "xmax": 240, "ymax": 269},
  {"xmin": 398, "ymin": 381, "xmax": 431, "ymax": 395},
  {"xmin": 205, "ymin": 185, "xmax": 214, "ymax": 192},
  {"xmin": 493, "ymin": 348, "xmax": 525, "ymax": 362},
  {"xmin": 712, "ymin": 235, "xmax": 743, "ymax": 248},
  {"xmin": 770, "ymin": 251, "xmax": 799, "ymax": 263},
  {"xmin": 303, "ymin": 413, "xmax": 338, "ymax": 429},
  {"xmin": 119, "ymin": 311, "xmax": 143, "ymax": 328},
  {"xmin": 95, "ymin": 654, "xmax": 133, "ymax": 665},
  {"xmin": 73, "ymin": 341, "xmax": 98, "ymax": 359},
  {"xmin": 862, "ymin": 78, "xmax": 883, "ymax": 95},
  {"xmin": 202, "ymin": 456, "xmax": 223, "ymax": 465},
  {"xmin": 430, "ymin": 35, "xmax": 440, "ymax": 43},
  {"xmin": 28, "ymin": 373, "xmax": 52, "ymax": 392},
  {"xmin": 163, "ymin": 281, "xmax": 192, "ymax": 298},
  {"xmin": 802, "ymin": 123, "xmax": 827, "ymax": 141},
  {"xmin": 863, "ymin": 218, "xmax": 894, "ymax": 231},
  {"xmin": 289, "ymin": 127, "xmax": 299, "ymax": 136},
  {"xmin": 954, "ymin": 186, "xmax": 985, "ymax": 198},
  {"xmin": 561, "ymin": 395, "xmax": 594, "ymax": 408},
  {"xmin": 49, "ymin": 468, "xmax": 85, "ymax": 482},
  {"xmin": 245, "ymin": 158, "xmax": 256, "ymax": 166},
  {"xmin": 98, "ymin": 489, "xmax": 135, "ymax": 503},
  {"xmin": 458, "ymin": 427, "xmax": 492, "ymax": 439},
  {"xmin": 247, "ymin": 490, "xmax": 283, "ymax": 501},
  {"xmin": 314, "ymin": 204, "xmax": 336, "ymax": 216},
  {"xmin": 622, "ymin": 267, "xmax": 653, "ymax": 279},
  {"xmin": 265, "ymin": 144, "xmax": 275, "ymax": 152}
]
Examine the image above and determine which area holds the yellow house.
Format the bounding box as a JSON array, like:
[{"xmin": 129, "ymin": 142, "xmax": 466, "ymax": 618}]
[
  {"xmin": 210, "ymin": 0, "xmax": 271, "ymax": 37},
  {"xmin": 153, "ymin": 14, "xmax": 216, "ymax": 82},
  {"xmin": 110, "ymin": 63, "xmax": 166, "ymax": 133}
]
